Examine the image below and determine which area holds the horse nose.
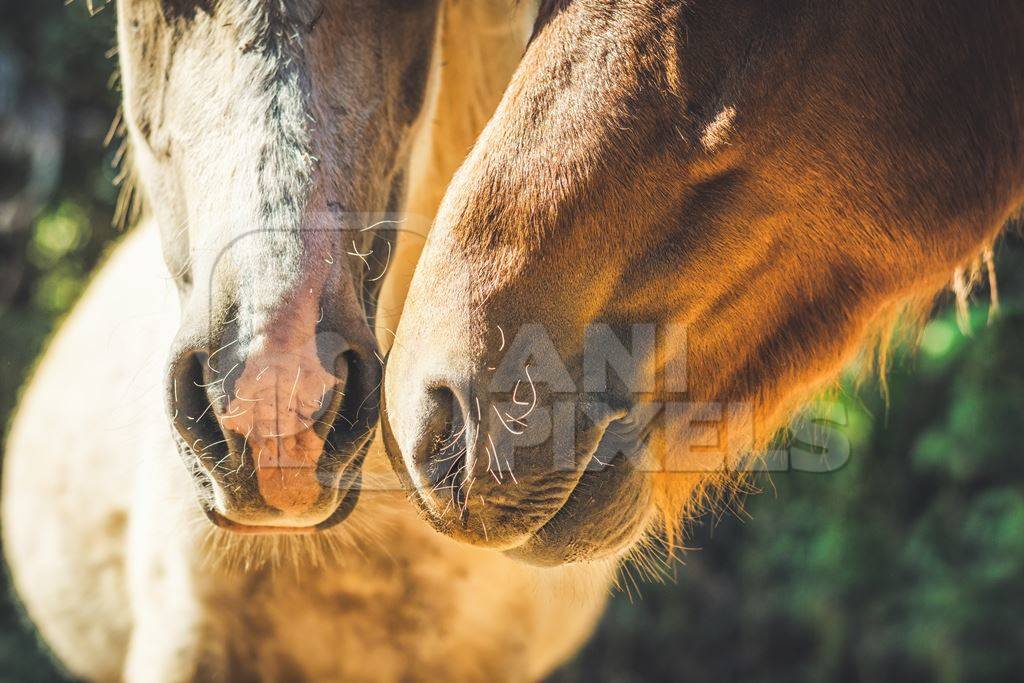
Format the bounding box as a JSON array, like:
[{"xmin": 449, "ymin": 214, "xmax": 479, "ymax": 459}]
[
  {"xmin": 380, "ymin": 379, "xmax": 473, "ymax": 503},
  {"xmin": 383, "ymin": 379, "xmax": 529, "ymax": 518},
  {"xmin": 165, "ymin": 314, "xmax": 381, "ymax": 529}
]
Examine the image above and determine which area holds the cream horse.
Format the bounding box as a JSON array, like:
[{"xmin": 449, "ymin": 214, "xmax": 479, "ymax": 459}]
[{"xmin": 3, "ymin": 2, "xmax": 613, "ymax": 681}]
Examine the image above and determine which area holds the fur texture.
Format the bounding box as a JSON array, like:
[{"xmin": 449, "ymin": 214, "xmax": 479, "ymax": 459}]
[{"xmin": 383, "ymin": 0, "xmax": 1024, "ymax": 562}]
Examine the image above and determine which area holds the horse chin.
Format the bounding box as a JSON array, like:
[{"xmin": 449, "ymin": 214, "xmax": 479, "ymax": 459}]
[
  {"xmin": 201, "ymin": 479, "xmax": 363, "ymax": 535},
  {"xmin": 502, "ymin": 450, "xmax": 655, "ymax": 566},
  {"xmin": 381, "ymin": 402, "xmax": 653, "ymax": 564}
]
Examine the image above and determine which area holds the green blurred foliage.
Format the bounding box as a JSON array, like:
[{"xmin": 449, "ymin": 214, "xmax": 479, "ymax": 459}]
[
  {"xmin": 1, "ymin": 2, "xmax": 117, "ymax": 681},
  {"xmin": 1, "ymin": 3, "xmax": 1023, "ymax": 683}
]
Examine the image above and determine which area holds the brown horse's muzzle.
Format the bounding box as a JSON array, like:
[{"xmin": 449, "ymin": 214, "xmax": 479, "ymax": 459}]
[{"xmin": 380, "ymin": 351, "xmax": 654, "ymax": 565}]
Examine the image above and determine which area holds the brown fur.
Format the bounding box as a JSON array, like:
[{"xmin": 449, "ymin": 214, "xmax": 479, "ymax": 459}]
[{"xmin": 384, "ymin": 0, "xmax": 1024, "ymax": 563}]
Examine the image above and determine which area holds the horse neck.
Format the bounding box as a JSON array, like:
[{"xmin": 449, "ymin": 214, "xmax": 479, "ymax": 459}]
[{"xmin": 377, "ymin": 0, "xmax": 538, "ymax": 346}]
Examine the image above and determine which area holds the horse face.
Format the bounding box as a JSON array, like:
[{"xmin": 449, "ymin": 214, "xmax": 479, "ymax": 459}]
[
  {"xmin": 119, "ymin": 0, "xmax": 440, "ymax": 531},
  {"xmin": 384, "ymin": 0, "xmax": 1024, "ymax": 563}
]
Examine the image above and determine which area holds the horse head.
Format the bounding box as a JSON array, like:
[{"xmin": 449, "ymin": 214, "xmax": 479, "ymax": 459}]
[{"xmin": 383, "ymin": 0, "xmax": 1024, "ymax": 563}]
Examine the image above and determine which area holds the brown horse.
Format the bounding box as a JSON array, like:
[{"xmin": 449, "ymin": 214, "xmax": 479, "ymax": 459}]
[{"xmin": 383, "ymin": 0, "xmax": 1024, "ymax": 565}]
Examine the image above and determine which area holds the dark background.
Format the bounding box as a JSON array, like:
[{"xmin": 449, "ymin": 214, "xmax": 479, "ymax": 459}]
[{"xmin": 2, "ymin": 3, "xmax": 1023, "ymax": 682}]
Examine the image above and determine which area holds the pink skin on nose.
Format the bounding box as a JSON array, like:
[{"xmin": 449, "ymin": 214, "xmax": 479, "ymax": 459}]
[{"xmin": 220, "ymin": 296, "xmax": 341, "ymax": 516}]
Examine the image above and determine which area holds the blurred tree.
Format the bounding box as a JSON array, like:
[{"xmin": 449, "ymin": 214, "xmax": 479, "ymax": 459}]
[{"xmin": 1, "ymin": 2, "xmax": 116, "ymax": 681}]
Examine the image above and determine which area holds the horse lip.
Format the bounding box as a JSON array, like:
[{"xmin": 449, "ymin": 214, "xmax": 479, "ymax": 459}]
[
  {"xmin": 379, "ymin": 404, "xmax": 617, "ymax": 550},
  {"xmin": 201, "ymin": 447, "xmax": 366, "ymax": 534},
  {"xmin": 465, "ymin": 416, "xmax": 646, "ymax": 553},
  {"xmin": 381, "ymin": 378, "xmax": 646, "ymax": 550},
  {"xmin": 495, "ymin": 429, "xmax": 623, "ymax": 549},
  {"xmin": 502, "ymin": 430, "xmax": 650, "ymax": 565},
  {"xmin": 177, "ymin": 383, "xmax": 376, "ymax": 527},
  {"xmin": 203, "ymin": 508, "xmax": 321, "ymax": 535}
]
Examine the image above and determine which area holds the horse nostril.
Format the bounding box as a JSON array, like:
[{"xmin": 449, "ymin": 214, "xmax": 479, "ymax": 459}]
[
  {"xmin": 424, "ymin": 388, "xmax": 456, "ymax": 473},
  {"xmin": 166, "ymin": 350, "xmax": 233, "ymax": 469},
  {"xmin": 324, "ymin": 349, "xmax": 382, "ymax": 449},
  {"xmin": 405, "ymin": 386, "xmax": 473, "ymax": 513}
]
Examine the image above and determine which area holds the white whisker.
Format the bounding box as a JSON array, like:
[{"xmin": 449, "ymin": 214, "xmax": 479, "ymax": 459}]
[
  {"xmin": 493, "ymin": 404, "xmax": 524, "ymax": 435},
  {"xmin": 358, "ymin": 218, "xmax": 406, "ymax": 232},
  {"xmin": 287, "ymin": 366, "xmax": 301, "ymax": 412},
  {"xmin": 206, "ymin": 338, "xmax": 239, "ymax": 368},
  {"xmin": 347, "ymin": 240, "xmax": 372, "ymax": 269}
]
